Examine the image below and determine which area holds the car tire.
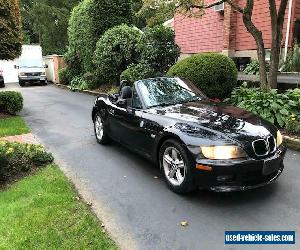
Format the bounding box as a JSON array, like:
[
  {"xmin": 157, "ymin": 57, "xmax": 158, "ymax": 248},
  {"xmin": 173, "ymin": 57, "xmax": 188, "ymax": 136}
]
[
  {"xmin": 19, "ymin": 81, "xmax": 25, "ymax": 87},
  {"xmin": 159, "ymin": 139, "xmax": 196, "ymax": 194},
  {"xmin": 94, "ymin": 112, "xmax": 110, "ymax": 145}
]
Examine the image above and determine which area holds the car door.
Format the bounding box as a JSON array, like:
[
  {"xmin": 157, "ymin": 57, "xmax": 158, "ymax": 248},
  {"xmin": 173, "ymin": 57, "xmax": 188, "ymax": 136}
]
[{"xmin": 110, "ymin": 89, "xmax": 155, "ymax": 157}]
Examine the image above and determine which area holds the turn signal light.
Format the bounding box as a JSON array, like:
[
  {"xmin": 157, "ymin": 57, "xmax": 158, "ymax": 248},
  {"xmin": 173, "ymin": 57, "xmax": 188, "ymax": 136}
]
[{"xmin": 196, "ymin": 164, "xmax": 212, "ymax": 171}]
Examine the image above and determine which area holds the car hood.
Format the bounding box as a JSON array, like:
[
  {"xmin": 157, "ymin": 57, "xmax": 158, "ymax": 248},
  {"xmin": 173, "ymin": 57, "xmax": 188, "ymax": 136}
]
[{"xmin": 149, "ymin": 101, "xmax": 277, "ymax": 143}]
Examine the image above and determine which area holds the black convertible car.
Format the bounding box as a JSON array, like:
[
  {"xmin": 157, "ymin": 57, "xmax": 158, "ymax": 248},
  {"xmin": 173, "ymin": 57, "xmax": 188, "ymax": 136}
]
[{"xmin": 92, "ymin": 77, "xmax": 286, "ymax": 194}]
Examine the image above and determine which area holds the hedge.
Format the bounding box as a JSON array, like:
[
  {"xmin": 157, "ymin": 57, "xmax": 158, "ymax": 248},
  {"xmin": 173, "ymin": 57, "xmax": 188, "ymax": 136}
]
[
  {"xmin": 0, "ymin": 141, "xmax": 54, "ymax": 182},
  {"xmin": 137, "ymin": 25, "xmax": 180, "ymax": 73},
  {"xmin": 67, "ymin": 0, "xmax": 132, "ymax": 74},
  {"xmin": 167, "ymin": 53, "xmax": 238, "ymax": 99},
  {"xmin": 94, "ymin": 24, "xmax": 142, "ymax": 85},
  {"xmin": 0, "ymin": 91, "xmax": 23, "ymax": 115},
  {"xmin": 120, "ymin": 63, "xmax": 160, "ymax": 84}
]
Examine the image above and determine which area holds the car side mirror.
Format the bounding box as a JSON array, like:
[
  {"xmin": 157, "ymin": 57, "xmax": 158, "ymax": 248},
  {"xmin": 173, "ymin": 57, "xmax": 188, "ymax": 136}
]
[
  {"xmin": 14, "ymin": 65, "xmax": 19, "ymax": 69},
  {"xmin": 116, "ymin": 99, "xmax": 127, "ymax": 109}
]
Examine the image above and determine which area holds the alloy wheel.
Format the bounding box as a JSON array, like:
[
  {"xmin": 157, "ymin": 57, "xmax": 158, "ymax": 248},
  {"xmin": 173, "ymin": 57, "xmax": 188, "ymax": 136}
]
[{"xmin": 162, "ymin": 147, "xmax": 187, "ymax": 186}]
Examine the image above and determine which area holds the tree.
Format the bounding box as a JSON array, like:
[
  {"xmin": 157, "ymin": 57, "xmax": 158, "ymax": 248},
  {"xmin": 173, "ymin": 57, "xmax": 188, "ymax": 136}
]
[
  {"xmin": 138, "ymin": 25, "xmax": 180, "ymax": 73},
  {"xmin": 67, "ymin": 0, "xmax": 133, "ymax": 74},
  {"xmin": 136, "ymin": 0, "xmax": 175, "ymax": 27},
  {"xmin": 94, "ymin": 25, "xmax": 142, "ymax": 85},
  {"xmin": 140, "ymin": 0, "xmax": 289, "ymax": 90},
  {"xmin": 20, "ymin": 0, "xmax": 79, "ymax": 55},
  {"xmin": 0, "ymin": 0, "xmax": 22, "ymax": 60}
]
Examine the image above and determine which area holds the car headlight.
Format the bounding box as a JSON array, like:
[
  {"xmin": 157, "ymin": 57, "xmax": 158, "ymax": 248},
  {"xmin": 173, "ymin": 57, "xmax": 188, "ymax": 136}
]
[
  {"xmin": 201, "ymin": 145, "xmax": 247, "ymax": 160},
  {"xmin": 19, "ymin": 72, "xmax": 26, "ymax": 76},
  {"xmin": 277, "ymin": 130, "xmax": 283, "ymax": 146}
]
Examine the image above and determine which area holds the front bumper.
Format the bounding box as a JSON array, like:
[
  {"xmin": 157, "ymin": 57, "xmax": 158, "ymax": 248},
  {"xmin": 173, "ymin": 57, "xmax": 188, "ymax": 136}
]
[
  {"xmin": 19, "ymin": 76, "xmax": 46, "ymax": 82},
  {"xmin": 194, "ymin": 145, "xmax": 287, "ymax": 192}
]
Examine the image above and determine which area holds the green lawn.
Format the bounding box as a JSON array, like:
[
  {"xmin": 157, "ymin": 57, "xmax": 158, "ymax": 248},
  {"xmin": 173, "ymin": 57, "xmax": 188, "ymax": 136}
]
[
  {"xmin": 0, "ymin": 165, "xmax": 117, "ymax": 249},
  {"xmin": 0, "ymin": 116, "xmax": 30, "ymax": 137}
]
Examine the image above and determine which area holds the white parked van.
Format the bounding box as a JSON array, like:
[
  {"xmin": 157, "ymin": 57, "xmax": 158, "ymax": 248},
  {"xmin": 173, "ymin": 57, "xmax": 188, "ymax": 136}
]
[{"xmin": 15, "ymin": 45, "xmax": 48, "ymax": 87}]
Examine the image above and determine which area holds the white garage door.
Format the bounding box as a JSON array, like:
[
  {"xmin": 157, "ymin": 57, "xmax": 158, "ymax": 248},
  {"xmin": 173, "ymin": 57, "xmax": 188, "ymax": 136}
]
[{"xmin": 0, "ymin": 60, "xmax": 19, "ymax": 83}]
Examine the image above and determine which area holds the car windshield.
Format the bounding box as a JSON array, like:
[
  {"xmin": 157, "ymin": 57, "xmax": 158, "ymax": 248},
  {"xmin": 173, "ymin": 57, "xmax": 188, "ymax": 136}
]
[
  {"xmin": 19, "ymin": 59, "xmax": 44, "ymax": 68},
  {"xmin": 137, "ymin": 78, "xmax": 205, "ymax": 108}
]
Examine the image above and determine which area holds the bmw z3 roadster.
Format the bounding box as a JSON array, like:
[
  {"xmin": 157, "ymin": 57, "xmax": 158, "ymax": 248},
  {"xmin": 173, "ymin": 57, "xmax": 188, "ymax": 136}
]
[{"xmin": 92, "ymin": 77, "xmax": 286, "ymax": 194}]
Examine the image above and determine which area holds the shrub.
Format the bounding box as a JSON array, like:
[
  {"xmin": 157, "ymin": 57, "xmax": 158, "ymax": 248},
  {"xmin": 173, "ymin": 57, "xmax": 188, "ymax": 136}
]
[
  {"xmin": 285, "ymin": 114, "xmax": 300, "ymax": 135},
  {"xmin": 58, "ymin": 68, "xmax": 70, "ymax": 85},
  {"xmin": 167, "ymin": 53, "xmax": 238, "ymax": 99},
  {"xmin": 243, "ymin": 60, "xmax": 270, "ymax": 75},
  {"xmin": 0, "ymin": 91, "xmax": 23, "ymax": 115},
  {"xmin": 281, "ymin": 44, "xmax": 300, "ymax": 72},
  {"xmin": 138, "ymin": 25, "xmax": 180, "ymax": 73},
  {"xmin": 120, "ymin": 63, "xmax": 160, "ymax": 83},
  {"xmin": 70, "ymin": 76, "xmax": 88, "ymax": 90},
  {"xmin": 94, "ymin": 24, "xmax": 142, "ymax": 85},
  {"xmin": 0, "ymin": 141, "xmax": 54, "ymax": 182},
  {"xmin": 67, "ymin": 0, "xmax": 132, "ymax": 75},
  {"xmin": 227, "ymin": 84, "xmax": 300, "ymax": 128}
]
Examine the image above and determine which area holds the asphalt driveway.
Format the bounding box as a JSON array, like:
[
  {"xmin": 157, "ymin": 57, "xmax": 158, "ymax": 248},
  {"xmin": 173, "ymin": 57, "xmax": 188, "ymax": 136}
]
[{"xmin": 5, "ymin": 83, "xmax": 300, "ymax": 250}]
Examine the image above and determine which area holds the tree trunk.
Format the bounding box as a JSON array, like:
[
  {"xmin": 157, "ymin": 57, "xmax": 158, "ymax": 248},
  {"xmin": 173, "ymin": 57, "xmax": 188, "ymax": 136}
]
[
  {"xmin": 268, "ymin": 28, "xmax": 281, "ymax": 89},
  {"xmin": 256, "ymin": 40, "xmax": 269, "ymax": 90},
  {"xmin": 242, "ymin": 1, "xmax": 269, "ymax": 89}
]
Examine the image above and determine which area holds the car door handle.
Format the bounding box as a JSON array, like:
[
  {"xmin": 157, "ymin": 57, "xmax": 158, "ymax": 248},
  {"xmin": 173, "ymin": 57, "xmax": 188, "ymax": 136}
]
[{"xmin": 108, "ymin": 108, "xmax": 115, "ymax": 115}]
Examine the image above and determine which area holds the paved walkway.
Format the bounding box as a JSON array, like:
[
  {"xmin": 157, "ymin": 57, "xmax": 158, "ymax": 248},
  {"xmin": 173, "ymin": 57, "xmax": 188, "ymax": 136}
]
[{"xmin": 0, "ymin": 133, "xmax": 39, "ymax": 144}]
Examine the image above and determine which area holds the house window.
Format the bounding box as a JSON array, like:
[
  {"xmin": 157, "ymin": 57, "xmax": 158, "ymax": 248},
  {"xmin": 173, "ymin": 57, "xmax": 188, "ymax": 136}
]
[{"xmin": 294, "ymin": 19, "xmax": 300, "ymax": 44}]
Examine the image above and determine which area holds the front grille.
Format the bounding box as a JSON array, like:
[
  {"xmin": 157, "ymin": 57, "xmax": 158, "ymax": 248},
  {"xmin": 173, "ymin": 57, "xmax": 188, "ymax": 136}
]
[
  {"xmin": 252, "ymin": 136, "xmax": 276, "ymax": 157},
  {"xmin": 25, "ymin": 72, "xmax": 40, "ymax": 76},
  {"xmin": 253, "ymin": 139, "xmax": 268, "ymax": 156}
]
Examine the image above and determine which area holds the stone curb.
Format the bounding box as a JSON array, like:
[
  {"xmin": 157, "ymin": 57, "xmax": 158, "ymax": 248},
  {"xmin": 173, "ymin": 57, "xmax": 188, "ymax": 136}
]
[
  {"xmin": 283, "ymin": 135, "xmax": 300, "ymax": 152},
  {"xmin": 53, "ymin": 83, "xmax": 102, "ymax": 96}
]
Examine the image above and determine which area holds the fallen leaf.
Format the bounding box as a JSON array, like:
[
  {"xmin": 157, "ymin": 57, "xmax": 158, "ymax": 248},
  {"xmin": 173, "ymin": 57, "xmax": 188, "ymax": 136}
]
[{"xmin": 180, "ymin": 221, "xmax": 188, "ymax": 227}]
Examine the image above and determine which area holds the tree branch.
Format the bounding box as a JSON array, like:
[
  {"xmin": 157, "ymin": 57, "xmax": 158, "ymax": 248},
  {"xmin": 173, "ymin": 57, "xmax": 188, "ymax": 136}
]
[
  {"xmin": 176, "ymin": 0, "xmax": 243, "ymax": 13},
  {"xmin": 277, "ymin": 0, "xmax": 288, "ymax": 26}
]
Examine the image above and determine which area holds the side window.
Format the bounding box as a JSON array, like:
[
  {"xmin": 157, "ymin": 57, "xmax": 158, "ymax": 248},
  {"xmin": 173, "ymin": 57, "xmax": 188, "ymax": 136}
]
[{"xmin": 131, "ymin": 90, "xmax": 142, "ymax": 109}]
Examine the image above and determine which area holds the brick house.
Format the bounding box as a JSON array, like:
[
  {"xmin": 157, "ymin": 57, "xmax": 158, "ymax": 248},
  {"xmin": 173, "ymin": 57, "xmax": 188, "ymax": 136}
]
[{"xmin": 172, "ymin": 0, "xmax": 300, "ymax": 69}]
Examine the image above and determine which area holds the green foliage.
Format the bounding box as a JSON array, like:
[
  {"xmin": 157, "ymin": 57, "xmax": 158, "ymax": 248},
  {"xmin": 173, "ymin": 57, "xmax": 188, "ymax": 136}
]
[
  {"xmin": 243, "ymin": 60, "xmax": 270, "ymax": 75},
  {"xmin": 67, "ymin": 0, "xmax": 133, "ymax": 74},
  {"xmin": 20, "ymin": 0, "xmax": 80, "ymax": 55},
  {"xmin": 285, "ymin": 114, "xmax": 300, "ymax": 134},
  {"xmin": 70, "ymin": 76, "xmax": 88, "ymax": 90},
  {"xmin": 0, "ymin": 92, "xmax": 23, "ymax": 115},
  {"xmin": 138, "ymin": 25, "xmax": 180, "ymax": 73},
  {"xmin": 0, "ymin": 0, "xmax": 22, "ymax": 60},
  {"xmin": 137, "ymin": 0, "xmax": 176, "ymax": 27},
  {"xmin": 120, "ymin": 63, "xmax": 160, "ymax": 83},
  {"xmin": 167, "ymin": 53, "xmax": 238, "ymax": 99},
  {"xmin": 281, "ymin": 44, "xmax": 300, "ymax": 72},
  {"xmin": 227, "ymin": 84, "xmax": 300, "ymax": 128},
  {"xmin": 0, "ymin": 141, "xmax": 54, "ymax": 182},
  {"xmin": 243, "ymin": 60, "xmax": 260, "ymax": 75},
  {"xmin": 94, "ymin": 24, "xmax": 142, "ymax": 85},
  {"xmin": 58, "ymin": 68, "xmax": 70, "ymax": 85}
]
